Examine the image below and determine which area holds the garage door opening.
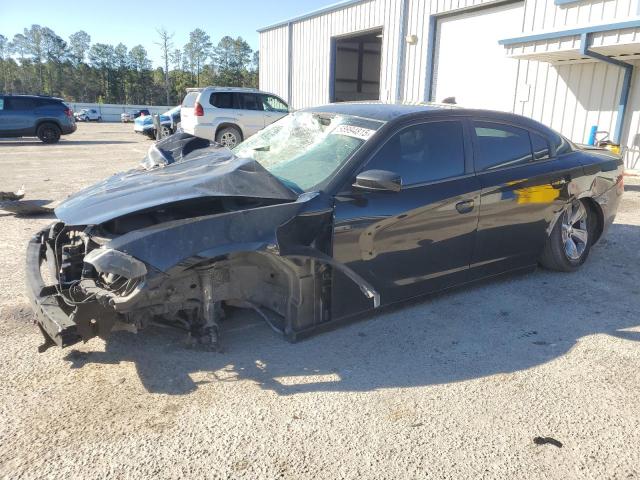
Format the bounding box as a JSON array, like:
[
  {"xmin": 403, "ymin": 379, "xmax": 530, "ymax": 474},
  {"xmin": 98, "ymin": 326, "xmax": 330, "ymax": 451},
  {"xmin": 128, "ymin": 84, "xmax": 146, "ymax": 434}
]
[
  {"xmin": 332, "ymin": 30, "xmax": 382, "ymax": 102},
  {"xmin": 431, "ymin": 2, "xmax": 524, "ymax": 111}
]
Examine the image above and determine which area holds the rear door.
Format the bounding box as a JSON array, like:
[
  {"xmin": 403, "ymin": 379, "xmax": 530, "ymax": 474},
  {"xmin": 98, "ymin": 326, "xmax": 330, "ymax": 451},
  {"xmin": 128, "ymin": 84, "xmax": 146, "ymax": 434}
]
[
  {"xmin": 261, "ymin": 94, "xmax": 289, "ymax": 126},
  {"xmin": 331, "ymin": 119, "xmax": 480, "ymax": 318},
  {"xmin": 237, "ymin": 93, "xmax": 265, "ymax": 136},
  {"xmin": 468, "ymin": 119, "xmax": 581, "ymax": 278},
  {"xmin": 0, "ymin": 96, "xmax": 8, "ymax": 135},
  {"xmin": 0, "ymin": 97, "xmax": 36, "ymax": 135}
]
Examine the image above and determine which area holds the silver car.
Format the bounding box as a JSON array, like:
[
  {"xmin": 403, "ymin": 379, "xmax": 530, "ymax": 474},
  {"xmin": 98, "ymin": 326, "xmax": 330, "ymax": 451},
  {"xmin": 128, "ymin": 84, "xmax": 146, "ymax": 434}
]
[{"xmin": 180, "ymin": 87, "xmax": 289, "ymax": 147}]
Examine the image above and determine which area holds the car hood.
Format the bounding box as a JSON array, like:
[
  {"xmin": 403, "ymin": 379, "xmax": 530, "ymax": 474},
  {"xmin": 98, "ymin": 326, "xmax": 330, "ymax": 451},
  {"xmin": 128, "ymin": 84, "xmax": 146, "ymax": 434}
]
[
  {"xmin": 136, "ymin": 114, "xmax": 170, "ymax": 127},
  {"xmin": 55, "ymin": 134, "xmax": 299, "ymax": 226}
]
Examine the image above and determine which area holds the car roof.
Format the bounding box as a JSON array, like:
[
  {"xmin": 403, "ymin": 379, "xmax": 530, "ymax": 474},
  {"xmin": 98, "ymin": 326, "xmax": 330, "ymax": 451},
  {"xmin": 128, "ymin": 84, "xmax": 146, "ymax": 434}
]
[
  {"xmin": 0, "ymin": 94, "xmax": 64, "ymax": 101},
  {"xmin": 187, "ymin": 86, "xmax": 280, "ymax": 96},
  {"xmin": 302, "ymin": 101, "xmax": 556, "ymax": 133},
  {"xmin": 303, "ymin": 102, "xmax": 453, "ymax": 122}
]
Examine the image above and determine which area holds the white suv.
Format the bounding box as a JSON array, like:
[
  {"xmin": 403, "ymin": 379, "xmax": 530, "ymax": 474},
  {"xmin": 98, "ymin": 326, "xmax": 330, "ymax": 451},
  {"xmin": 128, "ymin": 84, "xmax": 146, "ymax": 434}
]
[{"xmin": 180, "ymin": 87, "xmax": 289, "ymax": 147}]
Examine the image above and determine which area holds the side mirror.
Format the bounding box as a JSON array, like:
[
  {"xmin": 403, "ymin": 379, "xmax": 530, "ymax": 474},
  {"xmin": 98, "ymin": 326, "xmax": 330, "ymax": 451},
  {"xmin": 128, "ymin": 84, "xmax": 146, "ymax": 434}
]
[{"xmin": 353, "ymin": 170, "xmax": 402, "ymax": 192}]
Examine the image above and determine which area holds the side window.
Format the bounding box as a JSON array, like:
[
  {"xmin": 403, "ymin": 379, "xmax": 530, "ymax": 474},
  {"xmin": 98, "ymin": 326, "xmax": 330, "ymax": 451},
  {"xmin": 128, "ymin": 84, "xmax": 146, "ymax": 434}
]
[
  {"xmin": 365, "ymin": 121, "xmax": 466, "ymax": 185},
  {"xmin": 531, "ymin": 132, "xmax": 550, "ymax": 161},
  {"xmin": 553, "ymin": 133, "xmax": 573, "ymax": 155},
  {"xmin": 240, "ymin": 93, "xmax": 262, "ymax": 111},
  {"xmin": 0, "ymin": 98, "xmax": 4, "ymax": 110},
  {"xmin": 262, "ymin": 95, "xmax": 288, "ymax": 112},
  {"xmin": 5, "ymin": 97, "xmax": 36, "ymax": 111},
  {"xmin": 473, "ymin": 121, "xmax": 533, "ymax": 171},
  {"xmin": 210, "ymin": 92, "xmax": 233, "ymax": 109}
]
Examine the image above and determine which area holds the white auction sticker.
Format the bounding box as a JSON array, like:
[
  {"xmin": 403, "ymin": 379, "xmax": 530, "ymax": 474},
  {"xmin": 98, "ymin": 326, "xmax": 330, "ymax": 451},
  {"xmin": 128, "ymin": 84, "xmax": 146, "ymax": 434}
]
[{"xmin": 331, "ymin": 124, "xmax": 375, "ymax": 141}]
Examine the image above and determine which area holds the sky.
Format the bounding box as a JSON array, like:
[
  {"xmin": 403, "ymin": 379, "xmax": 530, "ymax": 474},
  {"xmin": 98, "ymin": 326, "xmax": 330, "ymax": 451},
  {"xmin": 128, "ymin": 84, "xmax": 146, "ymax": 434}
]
[{"xmin": 0, "ymin": 0, "xmax": 339, "ymax": 66}]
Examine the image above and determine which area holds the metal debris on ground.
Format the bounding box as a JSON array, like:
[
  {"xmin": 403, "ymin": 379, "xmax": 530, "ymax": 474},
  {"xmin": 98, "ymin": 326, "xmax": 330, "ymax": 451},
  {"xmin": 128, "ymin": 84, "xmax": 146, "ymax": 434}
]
[
  {"xmin": 0, "ymin": 185, "xmax": 54, "ymax": 216},
  {"xmin": 533, "ymin": 436, "xmax": 563, "ymax": 448}
]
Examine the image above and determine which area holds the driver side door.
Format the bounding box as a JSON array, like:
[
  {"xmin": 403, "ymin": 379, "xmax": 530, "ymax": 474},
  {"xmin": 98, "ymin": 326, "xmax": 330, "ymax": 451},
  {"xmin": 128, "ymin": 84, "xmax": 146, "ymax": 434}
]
[{"xmin": 331, "ymin": 119, "xmax": 481, "ymax": 319}]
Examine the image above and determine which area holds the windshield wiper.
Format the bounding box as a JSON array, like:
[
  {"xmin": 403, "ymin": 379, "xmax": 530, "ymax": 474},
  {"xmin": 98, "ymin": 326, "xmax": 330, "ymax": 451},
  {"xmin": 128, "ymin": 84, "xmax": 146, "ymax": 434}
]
[{"xmin": 253, "ymin": 145, "xmax": 270, "ymax": 152}]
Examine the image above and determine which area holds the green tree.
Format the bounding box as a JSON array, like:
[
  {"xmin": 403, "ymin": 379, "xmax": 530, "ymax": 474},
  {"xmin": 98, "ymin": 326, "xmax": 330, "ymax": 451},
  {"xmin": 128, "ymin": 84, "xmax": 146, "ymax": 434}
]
[
  {"xmin": 213, "ymin": 36, "xmax": 253, "ymax": 87},
  {"xmin": 184, "ymin": 28, "xmax": 211, "ymax": 87},
  {"xmin": 68, "ymin": 30, "xmax": 90, "ymax": 65},
  {"xmin": 155, "ymin": 27, "xmax": 174, "ymax": 105},
  {"xmin": 89, "ymin": 43, "xmax": 115, "ymax": 102}
]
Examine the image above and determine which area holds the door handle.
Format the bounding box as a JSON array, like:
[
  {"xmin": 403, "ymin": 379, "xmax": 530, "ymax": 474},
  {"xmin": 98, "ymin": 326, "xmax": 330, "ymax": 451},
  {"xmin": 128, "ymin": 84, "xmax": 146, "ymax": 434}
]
[{"xmin": 455, "ymin": 200, "xmax": 475, "ymax": 214}]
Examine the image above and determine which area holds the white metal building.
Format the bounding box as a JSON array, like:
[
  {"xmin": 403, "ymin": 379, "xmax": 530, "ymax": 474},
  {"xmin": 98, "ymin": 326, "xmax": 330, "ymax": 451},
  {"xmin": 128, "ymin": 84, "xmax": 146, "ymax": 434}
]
[{"xmin": 258, "ymin": 0, "xmax": 640, "ymax": 168}]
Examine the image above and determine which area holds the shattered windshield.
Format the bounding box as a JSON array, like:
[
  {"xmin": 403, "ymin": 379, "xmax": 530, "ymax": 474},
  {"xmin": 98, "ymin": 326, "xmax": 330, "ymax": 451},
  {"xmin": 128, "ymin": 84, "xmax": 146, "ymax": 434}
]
[{"xmin": 233, "ymin": 111, "xmax": 384, "ymax": 192}]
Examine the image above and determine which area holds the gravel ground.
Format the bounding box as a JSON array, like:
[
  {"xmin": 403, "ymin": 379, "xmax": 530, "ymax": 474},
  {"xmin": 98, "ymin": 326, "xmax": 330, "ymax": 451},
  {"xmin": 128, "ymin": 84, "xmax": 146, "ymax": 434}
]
[{"xmin": 1, "ymin": 123, "xmax": 639, "ymax": 479}]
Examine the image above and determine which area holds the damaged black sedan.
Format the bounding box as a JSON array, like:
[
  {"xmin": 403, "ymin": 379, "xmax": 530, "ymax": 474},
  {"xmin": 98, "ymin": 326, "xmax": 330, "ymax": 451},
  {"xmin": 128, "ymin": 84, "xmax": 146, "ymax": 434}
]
[{"xmin": 26, "ymin": 103, "xmax": 624, "ymax": 352}]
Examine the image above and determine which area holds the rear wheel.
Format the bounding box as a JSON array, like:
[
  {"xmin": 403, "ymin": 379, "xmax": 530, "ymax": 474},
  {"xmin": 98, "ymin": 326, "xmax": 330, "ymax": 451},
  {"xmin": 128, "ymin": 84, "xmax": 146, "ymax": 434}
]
[
  {"xmin": 36, "ymin": 123, "xmax": 61, "ymax": 144},
  {"xmin": 540, "ymin": 199, "xmax": 593, "ymax": 272},
  {"xmin": 216, "ymin": 126, "xmax": 242, "ymax": 148}
]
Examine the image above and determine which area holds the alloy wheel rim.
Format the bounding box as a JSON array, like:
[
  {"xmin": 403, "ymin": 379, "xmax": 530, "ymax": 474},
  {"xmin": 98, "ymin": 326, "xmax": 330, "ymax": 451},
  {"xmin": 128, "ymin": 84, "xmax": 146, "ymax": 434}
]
[
  {"xmin": 221, "ymin": 132, "xmax": 237, "ymax": 148},
  {"xmin": 561, "ymin": 201, "xmax": 588, "ymax": 261}
]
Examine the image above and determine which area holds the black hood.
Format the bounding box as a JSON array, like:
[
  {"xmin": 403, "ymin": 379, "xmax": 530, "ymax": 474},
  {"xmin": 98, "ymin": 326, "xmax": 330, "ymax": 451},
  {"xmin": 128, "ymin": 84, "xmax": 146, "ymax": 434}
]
[{"xmin": 55, "ymin": 134, "xmax": 298, "ymax": 226}]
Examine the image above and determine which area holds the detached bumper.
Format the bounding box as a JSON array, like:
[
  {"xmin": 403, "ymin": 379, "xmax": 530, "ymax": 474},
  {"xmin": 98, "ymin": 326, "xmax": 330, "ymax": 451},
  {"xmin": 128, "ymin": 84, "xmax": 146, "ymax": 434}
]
[{"xmin": 25, "ymin": 229, "xmax": 82, "ymax": 351}]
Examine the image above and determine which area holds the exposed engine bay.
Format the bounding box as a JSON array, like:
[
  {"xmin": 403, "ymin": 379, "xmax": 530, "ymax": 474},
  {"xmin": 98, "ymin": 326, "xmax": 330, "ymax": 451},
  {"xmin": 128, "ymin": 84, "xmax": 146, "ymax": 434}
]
[{"xmin": 27, "ymin": 133, "xmax": 378, "ymax": 352}]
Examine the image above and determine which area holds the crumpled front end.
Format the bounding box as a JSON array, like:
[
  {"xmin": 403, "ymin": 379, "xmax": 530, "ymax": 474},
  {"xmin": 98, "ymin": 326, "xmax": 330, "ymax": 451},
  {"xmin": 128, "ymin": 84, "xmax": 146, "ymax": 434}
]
[
  {"xmin": 26, "ymin": 222, "xmax": 148, "ymax": 352},
  {"xmin": 25, "ymin": 133, "xmax": 381, "ymax": 353}
]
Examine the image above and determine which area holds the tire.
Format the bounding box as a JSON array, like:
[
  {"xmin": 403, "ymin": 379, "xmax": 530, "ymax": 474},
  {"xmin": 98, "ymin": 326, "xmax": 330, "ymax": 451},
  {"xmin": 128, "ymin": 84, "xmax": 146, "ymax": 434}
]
[
  {"xmin": 161, "ymin": 125, "xmax": 172, "ymax": 138},
  {"xmin": 97, "ymin": 116, "xmax": 102, "ymax": 122},
  {"xmin": 540, "ymin": 199, "xmax": 594, "ymax": 272},
  {"xmin": 215, "ymin": 126, "xmax": 242, "ymax": 148},
  {"xmin": 36, "ymin": 123, "xmax": 61, "ymax": 144}
]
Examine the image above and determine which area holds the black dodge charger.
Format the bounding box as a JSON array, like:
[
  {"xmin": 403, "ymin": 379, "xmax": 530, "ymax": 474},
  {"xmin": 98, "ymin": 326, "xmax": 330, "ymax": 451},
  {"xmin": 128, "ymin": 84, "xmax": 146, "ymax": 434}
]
[{"xmin": 26, "ymin": 103, "xmax": 624, "ymax": 352}]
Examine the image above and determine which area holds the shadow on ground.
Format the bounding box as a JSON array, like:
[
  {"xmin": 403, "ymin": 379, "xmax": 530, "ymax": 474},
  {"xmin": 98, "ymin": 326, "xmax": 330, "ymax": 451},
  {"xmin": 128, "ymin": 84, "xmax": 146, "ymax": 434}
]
[{"xmin": 13, "ymin": 223, "xmax": 639, "ymax": 396}]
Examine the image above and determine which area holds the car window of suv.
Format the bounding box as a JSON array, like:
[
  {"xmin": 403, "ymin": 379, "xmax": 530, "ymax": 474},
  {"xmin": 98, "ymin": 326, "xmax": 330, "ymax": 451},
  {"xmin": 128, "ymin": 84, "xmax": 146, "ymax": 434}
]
[
  {"xmin": 239, "ymin": 93, "xmax": 263, "ymax": 111},
  {"xmin": 261, "ymin": 95, "xmax": 288, "ymax": 113},
  {"xmin": 365, "ymin": 121, "xmax": 466, "ymax": 186},
  {"xmin": 473, "ymin": 121, "xmax": 533, "ymax": 171},
  {"xmin": 35, "ymin": 98, "xmax": 58, "ymax": 107},
  {"xmin": 0, "ymin": 98, "xmax": 4, "ymax": 110},
  {"xmin": 210, "ymin": 92, "xmax": 234, "ymax": 109},
  {"xmin": 5, "ymin": 97, "xmax": 37, "ymax": 110}
]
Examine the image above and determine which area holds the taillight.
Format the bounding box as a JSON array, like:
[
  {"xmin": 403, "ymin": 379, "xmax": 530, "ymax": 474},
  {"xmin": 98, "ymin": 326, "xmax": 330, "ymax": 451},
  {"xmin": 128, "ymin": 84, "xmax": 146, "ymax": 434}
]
[
  {"xmin": 194, "ymin": 102, "xmax": 204, "ymax": 116},
  {"xmin": 64, "ymin": 107, "xmax": 73, "ymax": 118}
]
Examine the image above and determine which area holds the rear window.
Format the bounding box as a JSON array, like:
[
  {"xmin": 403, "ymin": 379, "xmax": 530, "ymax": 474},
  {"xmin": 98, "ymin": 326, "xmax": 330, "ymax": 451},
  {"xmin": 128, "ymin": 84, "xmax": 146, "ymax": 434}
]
[
  {"xmin": 239, "ymin": 93, "xmax": 262, "ymax": 111},
  {"xmin": 473, "ymin": 122, "xmax": 533, "ymax": 171},
  {"xmin": 5, "ymin": 97, "xmax": 37, "ymax": 110},
  {"xmin": 553, "ymin": 134, "xmax": 573, "ymax": 155},
  {"xmin": 181, "ymin": 92, "xmax": 200, "ymax": 108},
  {"xmin": 531, "ymin": 132, "xmax": 551, "ymax": 161},
  {"xmin": 210, "ymin": 92, "xmax": 236, "ymax": 109},
  {"xmin": 39, "ymin": 98, "xmax": 62, "ymax": 107}
]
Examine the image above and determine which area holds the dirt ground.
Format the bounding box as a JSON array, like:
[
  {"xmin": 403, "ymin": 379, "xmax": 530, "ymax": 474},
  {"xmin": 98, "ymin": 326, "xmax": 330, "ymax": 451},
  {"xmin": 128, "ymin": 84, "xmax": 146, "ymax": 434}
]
[{"xmin": 1, "ymin": 123, "xmax": 639, "ymax": 479}]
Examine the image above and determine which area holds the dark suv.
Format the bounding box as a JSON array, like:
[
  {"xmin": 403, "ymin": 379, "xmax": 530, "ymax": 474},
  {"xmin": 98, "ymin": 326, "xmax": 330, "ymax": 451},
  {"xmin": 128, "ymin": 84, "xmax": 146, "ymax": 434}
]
[{"xmin": 0, "ymin": 94, "xmax": 77, "ymax": 143}]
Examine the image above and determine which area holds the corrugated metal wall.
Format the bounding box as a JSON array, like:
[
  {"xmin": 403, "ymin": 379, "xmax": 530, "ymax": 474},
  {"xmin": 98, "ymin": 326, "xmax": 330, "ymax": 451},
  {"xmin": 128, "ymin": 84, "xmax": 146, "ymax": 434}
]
[
  {"xmin": 514, "ymin": 58, "xmax": 640, "ymax": 163},
  {"xmin": 259, "ymin": 26, "xmax": 290, "ymax": 103},
  {"xmin": 259, "ymin": 0, "xmax": 640, "ymax": 165},
  {"xmin": 260, "ymin": 0, "xmax": 499, "ymax": 109},
  {"xmin": 521, "ymin": 0, "xmax": 637, "ymax": 33}
]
